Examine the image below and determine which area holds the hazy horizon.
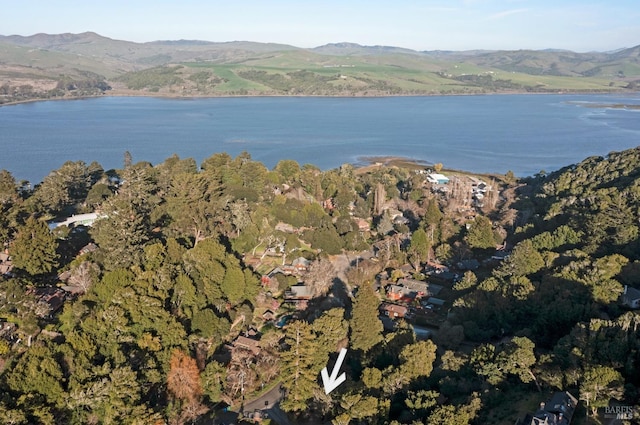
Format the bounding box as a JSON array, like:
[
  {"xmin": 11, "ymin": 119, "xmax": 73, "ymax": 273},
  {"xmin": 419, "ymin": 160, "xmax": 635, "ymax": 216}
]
[
  {"xmin": 2, "ymin": 0, "xmax": 639, "ymax": 53},
  {"xmin": 2, "ymin": 30, "xmax": 636, "ymax": 54}
]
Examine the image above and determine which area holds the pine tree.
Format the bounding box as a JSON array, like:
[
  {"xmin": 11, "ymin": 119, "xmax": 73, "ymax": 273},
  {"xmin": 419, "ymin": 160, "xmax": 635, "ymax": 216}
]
[
  {"xmin": 12, "ymin": 216, "xmax": 58, "ymax": 276},
  {"xmin": 465, "ymin": 215, "xmax": 496, "ymax": 249},
  {"xmin": 312, "ymin": 308, "xmax": 348, "ymax": 355},
  {"xmin": 91, "ymin": 196, "xmax": 150, "ymax": 270},
  {"xmin": 408, "ymin": 228, "xmax": 430, "ymax": 269},
  {"xmin": 280, "ymin": 321, "xmax": 322, "ymax": 412},
  {"xmin": 350, "ymin": 282, "xmax": 383, "ymax": 353}
]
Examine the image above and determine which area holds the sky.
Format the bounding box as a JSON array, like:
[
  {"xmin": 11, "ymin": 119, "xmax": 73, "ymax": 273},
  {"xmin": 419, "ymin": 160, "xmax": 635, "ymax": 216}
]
[{"xmin": 2, "ymin": 0, "xmax": 639, "ymax": 52}]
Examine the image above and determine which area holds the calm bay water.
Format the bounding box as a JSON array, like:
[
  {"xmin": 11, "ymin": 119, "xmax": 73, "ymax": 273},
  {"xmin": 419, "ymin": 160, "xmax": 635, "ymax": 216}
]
[{"xmin": 1, "ymin": 94, "xmax": 639, "ymax": 184}]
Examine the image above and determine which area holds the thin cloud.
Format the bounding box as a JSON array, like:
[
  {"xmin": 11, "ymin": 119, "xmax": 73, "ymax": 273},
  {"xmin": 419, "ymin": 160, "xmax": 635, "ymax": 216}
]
[{"xmin": 487, "ymin": 8, "xmax": 529, "ymax": 20}]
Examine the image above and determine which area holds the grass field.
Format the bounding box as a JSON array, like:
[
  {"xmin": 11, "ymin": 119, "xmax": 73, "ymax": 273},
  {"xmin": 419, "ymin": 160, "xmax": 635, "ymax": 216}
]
[{"xmin": 2, "ymin": 34, "xmax": 638, "ymax": 99}]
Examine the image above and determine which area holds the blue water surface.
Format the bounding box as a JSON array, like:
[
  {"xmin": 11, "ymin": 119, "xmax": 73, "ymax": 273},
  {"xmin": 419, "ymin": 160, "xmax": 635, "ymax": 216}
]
[{"xmin": 1, "ymin": 94, "xmax": 639, "ymax": 184}]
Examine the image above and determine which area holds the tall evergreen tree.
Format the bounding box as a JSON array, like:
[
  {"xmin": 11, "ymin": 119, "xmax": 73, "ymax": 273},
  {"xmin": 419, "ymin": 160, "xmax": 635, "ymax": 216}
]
[
  {"xmin": 280, "ymin": 321, "xmax": 322, "ymax": 412},
  {"xmin": 11, "ymin": 216, "xmax": 58, "ymax": 276},
  {"xmin": 32, "ymin": 160, "xmax": 91, "ymax": 213},
  {"xmin": 350, "ymin": 282, "xmax": 383, "ymax": 353},
  {"xmin": 0, "ymin": 169, "xmax": 18, "ymax": 206},
  {"xmin": 91, "ymin": 195, "xmax": 150, "ymax": 270},
  {"xmin": 465, "ymin": 215, "xmax": 496, "ymax": 250},
  {"xmin": 408, "ymin": 227, "xmax": 430, "ymax": 269}
]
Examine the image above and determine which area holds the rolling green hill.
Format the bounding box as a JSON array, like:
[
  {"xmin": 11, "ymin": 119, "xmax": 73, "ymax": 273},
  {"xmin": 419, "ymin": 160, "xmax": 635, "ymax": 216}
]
[{"xmin": 1, "ymin": 32, "xmax": 639, "ymax": 101}]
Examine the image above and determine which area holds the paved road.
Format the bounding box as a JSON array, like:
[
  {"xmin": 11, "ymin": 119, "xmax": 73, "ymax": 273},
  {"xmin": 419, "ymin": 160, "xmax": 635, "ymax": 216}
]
[{"xmin": 214, "ymin": 382, "xmax": 292, "ymax": 425}]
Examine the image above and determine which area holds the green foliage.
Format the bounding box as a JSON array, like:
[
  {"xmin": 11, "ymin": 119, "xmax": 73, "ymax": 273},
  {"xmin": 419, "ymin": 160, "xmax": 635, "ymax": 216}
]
[
  {"xmin": 496, "ymin": 337, "xmax": 540, "ymax": 389},
  {"xmin": 31, "ymin": 160, "xmax": 92, "ymax": 213},
  {"xmin": 191, "ymin": 308, "xmax": 230, "ymax": 340},
  {"xmin": 530, "ymin": 225, "xmax": 581, "ymax": 251},
  {"xmin": 495, "ymin": 239, "xmax": 544, "ymax": 278},
  {"xmin": 280, "ymin": 320, "xmax": 323, "ymax": 412},
  {"xmin": 470, "ymin": 344, "xmax": 504, "ymax": 386},
  {"xmin": 350, "ymin": 283, "xmax": 383, "ymax": 353},
  {"xmin": 312, "ymin": 308, "xmax": 348, "ymax": 356},
  {"xmin": 201, "ymin": 360, "xmax": 226, "ymax": 403},
  {"xmin": 90, "ymin": 173, "xmax": 154, "ymax": 269},
  {"xmin": 398, "ymin": 340, "xmax": 437, "ymax": 381},
  {"xmin": 220, "ymin": 261, "xmax": 246, "ymax": 305},
  {"xmin": 11, "ymin": 216, "xmax": 58, "ymax": 276},
  {"xmin": 304, "ymin": 225, "xmax": 344, "ymax": 254},
  {"xmin": 453, "ymin": 270, "xmax": 478, "ymax": 291},
  {"xmin": 362, "ymin": 367, "xmax": 383, "ymax": 389},
  {"xmin": 5, "ymin": 343, "xmax": 65, "ymax": 407},
  {"xmin": 580, "ymin": 365, "xmax": 624, "ymax": 415},
  {"xmin": 85, "ymin": 182, "xmax": 112, "ymax": 207},
  {"xmin": 405, "ymin": 389, "xmax": 439, "ymax": 415},
  {"xmin": 274, "ymin": 159, "xmax": 301, "ymax": 183},
  {"xmin": 338, "ymin": 392, "xmax": 385, "ymax": 422},
  {"xmin": 237, "ymin": 69, "xmax": 340, "ymax": 95},
  {"xmin": 3, "ymin": 146, "xmax": 640, "ymax": 424},
  {"xmin": 408, "ymin": 228, "xmax": 430, "ymax": 267},
  {"xmin": 465, "ymin": 215, "xmax": 496, "ymax": 250},
  {"xmin": 424, "ymin": 393, "xmax": 482, "ymax": 425},
  {"xmin": 559, "ymin": 253, "xmax": 627, "ymax": 303},
  {"xmin": 116, "ymin": 65, "xmax": 184, "ymax": 90},
  {"xmin": 0, "ymin": 169, "xmax": 18, "ymax": 206}
]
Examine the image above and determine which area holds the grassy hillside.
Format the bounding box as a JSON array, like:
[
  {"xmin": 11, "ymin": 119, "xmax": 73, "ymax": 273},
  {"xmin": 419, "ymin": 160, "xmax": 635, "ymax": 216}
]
[{"xmin": 1, "ymin": 32, "xmax": 639, "ymax": 100}]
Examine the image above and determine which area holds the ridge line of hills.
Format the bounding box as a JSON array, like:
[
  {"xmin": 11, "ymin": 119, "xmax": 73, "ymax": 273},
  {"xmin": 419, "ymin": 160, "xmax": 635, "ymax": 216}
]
[
  {"xmin": 1, "ymin": 31, "xmax": 639, "ymax": 102},
  {"xmin": 2, "ymin": 31, "xmax": 639, "ymax": 57}
]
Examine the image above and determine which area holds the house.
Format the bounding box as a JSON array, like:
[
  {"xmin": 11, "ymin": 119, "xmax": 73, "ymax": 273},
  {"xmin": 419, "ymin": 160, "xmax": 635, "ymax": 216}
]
[
  {"xmin": 231, "ymin": 335, "xmax": 261, "ymax": 356},
  {"xmin": 262, "ymin": 310, "xmax": 276, "ymax": 322},
  {"xmin": 430, "ymin": 271, "xmax": 459, "ymax": 283},
  {"xmin": 33, "ymin": 287, "xmax": 66, "ymax": 317},
  {"xmin": 398, "ymin": 278, "xmax": 443, "ymax": 297},
  {"xmin": 426, "ymin": 261, "xmax": 449, "ymax": 273},
  {"xmin": 457, "ymin": 259, "xmax": 480, "ymax": 270},
  {"xmin": 426, "ymin": 173, "xmax": 450, "ymax": 185},
  {"xmin": 291, "ymin": 257, "xmax": 311, "ymax": 273},
  {"xmin": 621, "ymin": 285, "xmax": 640, "ymax": 309},
  {"xmin": 285, "ymin": 284, "xmax": 312, "ymax": 301},
  {"xmin": 397, "ymin": 278, "xmax": 430, "ymax": 297},
  {"xmin": 519, "ymin": 392, "xmax": 578, "ymax": 425},
  {"xmin": 48, "ymin": 212, "xmax": 101, "ymax": 230},
  {"xmin": 380, "ymin": 302, "xmax": 409, "ymax": 319},
  {"xmin": 387, "ymin": 284, "xmax": 415, "ymax": 302},
  {"xmin": 79, "ymin": 242, "xmax": 98, "ymax": 256},
  {"xmin": 423, "ymin": 297, "xmax": 446, "ymax": 308},
  {"xmin": 261, "ymin": 267, "xmax": 286, "ymax": 288}
]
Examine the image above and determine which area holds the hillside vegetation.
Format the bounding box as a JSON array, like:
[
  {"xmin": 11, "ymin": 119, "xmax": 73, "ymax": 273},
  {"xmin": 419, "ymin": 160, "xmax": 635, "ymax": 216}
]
[
  {"xmin": 1, "ymin": 32, "xmax": 639, "ymax": 103},
  {"xmin": 0, "ymin": 145, "xmax": 639, "ymax": 424}
]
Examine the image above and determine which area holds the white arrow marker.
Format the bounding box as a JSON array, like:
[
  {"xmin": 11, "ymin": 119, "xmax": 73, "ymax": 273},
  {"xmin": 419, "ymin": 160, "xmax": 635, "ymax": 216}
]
[{"xmin": 321, "ymin": 348, "xmax": 347, "ymax": 395}]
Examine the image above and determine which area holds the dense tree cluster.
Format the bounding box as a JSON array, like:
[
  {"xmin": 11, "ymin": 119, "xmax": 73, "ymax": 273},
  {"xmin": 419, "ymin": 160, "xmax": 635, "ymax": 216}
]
[{"xmin": 0, "ymin": 147, "xmax": 639, "ymax": 423}]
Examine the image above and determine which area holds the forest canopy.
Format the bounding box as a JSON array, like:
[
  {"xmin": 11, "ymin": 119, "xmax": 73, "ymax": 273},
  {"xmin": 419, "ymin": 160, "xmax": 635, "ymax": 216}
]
[{"xmin": 0, "ymin": 147, "xmax": 639, "ymax": 424}]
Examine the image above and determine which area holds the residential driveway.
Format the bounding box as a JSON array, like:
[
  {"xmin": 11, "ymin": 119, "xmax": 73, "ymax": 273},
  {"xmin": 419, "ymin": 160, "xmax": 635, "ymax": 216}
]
[{"xmin": 213, "ymin": 383, "xmax": 292, "ymax": 425}]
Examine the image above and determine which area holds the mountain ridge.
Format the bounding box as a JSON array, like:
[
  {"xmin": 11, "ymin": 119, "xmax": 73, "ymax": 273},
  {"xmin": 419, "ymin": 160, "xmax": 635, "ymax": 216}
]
[
  {"xmin": 1, "ymin": 32, "xmax": 639, "ymax": 102},
  {"xmin": 2, "ymin": 31, "xmax": 638, "ymax": 57}
]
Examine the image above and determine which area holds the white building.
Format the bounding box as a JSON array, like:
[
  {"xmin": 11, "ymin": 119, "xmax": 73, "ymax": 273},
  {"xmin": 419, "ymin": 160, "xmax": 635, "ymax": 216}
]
[
  {"xmin": 426, "ymin": 173, "xmax": 450, "ymax": 185},
  {"xmin": 48, "ymin": 213, "xmax": 101, "ymax": 230}
]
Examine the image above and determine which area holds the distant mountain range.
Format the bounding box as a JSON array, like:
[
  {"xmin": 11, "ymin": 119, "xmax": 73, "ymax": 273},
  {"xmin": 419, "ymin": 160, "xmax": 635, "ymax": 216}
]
[{"xmin": 1, "ymin": 32, "xmax": 639, "ymax": 100}]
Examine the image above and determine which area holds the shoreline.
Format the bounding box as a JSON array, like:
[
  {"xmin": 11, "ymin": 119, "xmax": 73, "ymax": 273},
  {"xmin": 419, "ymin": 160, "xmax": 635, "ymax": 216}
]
[{"xmin": 1, "ymin": 87, "xmax": 636, "ymax": 108}]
